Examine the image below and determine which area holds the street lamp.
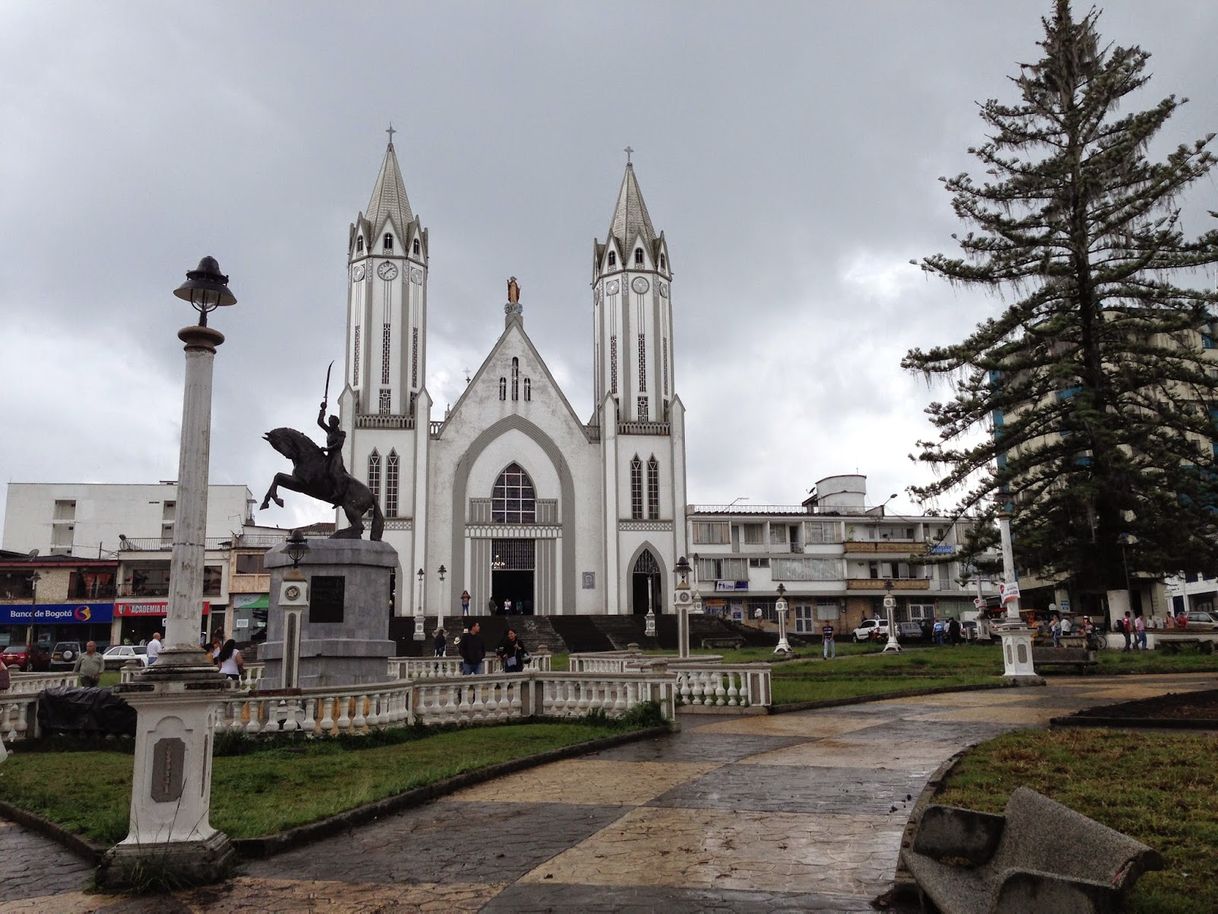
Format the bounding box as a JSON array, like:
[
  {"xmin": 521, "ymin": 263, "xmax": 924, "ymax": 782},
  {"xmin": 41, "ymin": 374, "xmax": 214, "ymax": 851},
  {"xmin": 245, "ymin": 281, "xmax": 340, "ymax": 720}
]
[
  {"xmin": 414, "ymin": 568, "xmax": 426, "ymax": 641},
  {"xmin": 882, "ymin": 579, "xmax": 901, "ymax": 653},
  {"xmin": 102, "ymin": 256, "xmax": 237, "ymax": 888},
  {"xmin": 774, "ymin": 582, "xmax": 792, "ymax": 654},
  {"xmin": 674, "ymin": 555, "xmax": 693, "ymax": 658},
  {"xmin": 436, "ymin": 564, "xmax": 448, "ymax": 631},
  {"xmin": 285, "ymin": 530, "xmax": 310, "ymax": 568},
  {"xmin": 995, "ymin": 502, "xmax": 1041, "ymax": 683},
  {"xmin": 27, "ymin": 571, "xmax": 41, "ymax": 656}
]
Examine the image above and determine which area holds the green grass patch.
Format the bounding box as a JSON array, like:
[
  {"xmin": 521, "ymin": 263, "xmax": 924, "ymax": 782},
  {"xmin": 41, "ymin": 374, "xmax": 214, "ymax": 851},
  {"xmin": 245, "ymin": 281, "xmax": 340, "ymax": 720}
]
[
  {"xmin": 0, "ymin": 718, "xmax": 653, "ymax": 846},
  {"xmin": 936, "ymin": 728, "xmax": 1218, "ymax": 914},
  {"xmin": 1095, "ymin": 650, "xmax": 1218, "ymax": 675}
]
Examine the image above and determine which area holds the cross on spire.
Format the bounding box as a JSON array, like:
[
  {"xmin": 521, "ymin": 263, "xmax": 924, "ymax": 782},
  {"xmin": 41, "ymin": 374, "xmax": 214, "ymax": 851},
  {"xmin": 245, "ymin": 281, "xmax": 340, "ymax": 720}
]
[
  {"xmin": 624, "ymin": 145, "xmax": 634, "ymax": 165},
  {"xmin": 386, "ymin": 123, "xmax": 397, "ymax": 146}
]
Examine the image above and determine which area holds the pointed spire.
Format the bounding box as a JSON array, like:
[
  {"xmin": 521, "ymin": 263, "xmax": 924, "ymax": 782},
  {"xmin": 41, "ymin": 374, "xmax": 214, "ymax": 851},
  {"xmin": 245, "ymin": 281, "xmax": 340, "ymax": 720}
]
[
  {"xmin": 365, "ymin": 135, "xmax": 414, "ymax": 234},
  {"xmin": 607, "ymin": 156, "xmax": 656, "ymax": 251}
]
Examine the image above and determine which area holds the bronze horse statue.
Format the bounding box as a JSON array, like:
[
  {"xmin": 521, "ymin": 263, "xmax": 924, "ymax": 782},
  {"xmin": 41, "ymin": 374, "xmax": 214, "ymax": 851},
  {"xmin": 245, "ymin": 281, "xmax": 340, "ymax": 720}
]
[{"xmin": 261, "ymin": 427, "xmax": 384, "ymax": 541}]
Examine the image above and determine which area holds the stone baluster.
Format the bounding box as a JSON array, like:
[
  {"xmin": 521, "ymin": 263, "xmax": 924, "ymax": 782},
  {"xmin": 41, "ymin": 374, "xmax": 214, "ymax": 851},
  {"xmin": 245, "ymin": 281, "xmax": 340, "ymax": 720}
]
[
  {"xmin": 351, "ymin": 694, "xmax": 368, "ymax": 730},
  {"xmin": 713, "ymin": 672, "xmax": 728, "ymax": 706},
  {"xmin": 726, "ymin": 671, "xmax": 740, "ymax": 706},
  {"xmin": 336, "ymin": 697, "xmax": 352, "ymax": 732}
]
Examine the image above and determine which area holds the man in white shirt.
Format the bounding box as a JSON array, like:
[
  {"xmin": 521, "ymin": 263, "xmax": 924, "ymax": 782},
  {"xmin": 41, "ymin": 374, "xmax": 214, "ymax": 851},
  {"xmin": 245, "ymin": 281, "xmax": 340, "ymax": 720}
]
[{"xmin": 146, "ymin": 631, "xmax": 163, "ymax": 664}]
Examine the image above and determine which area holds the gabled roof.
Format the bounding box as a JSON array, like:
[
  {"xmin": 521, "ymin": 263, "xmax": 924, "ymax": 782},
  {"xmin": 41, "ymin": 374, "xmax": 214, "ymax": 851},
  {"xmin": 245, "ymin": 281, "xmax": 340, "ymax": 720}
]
[
  {"xmin": 365, "ymin": 142, "xmax": 414, "ymax": 235},
  {"xmin": 607, "ymin": 163, "xmax": 656, "ymax": 252}
]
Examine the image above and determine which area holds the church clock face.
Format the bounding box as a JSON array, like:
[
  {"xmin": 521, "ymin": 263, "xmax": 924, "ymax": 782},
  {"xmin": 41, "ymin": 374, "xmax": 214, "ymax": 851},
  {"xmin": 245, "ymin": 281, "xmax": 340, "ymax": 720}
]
[
  {"xmin": 284, "ymin": 584, "xmax": 302, "ymax": 601},
  {"xmin": 605, "ymin": 280, "xmax": 620, "ymax": 295},
  {"xmin": 376, "ymin": 262, "xmax": 398, "ymax": 281},
  {"xmin": 410, "ymin": 268, "xmax": 422, "ymax": 284},
  {"xmin": 631, "ymin": 277, "xmax": 650, "ymax": 294},
  {"xmin": 658, "ymin": 281, "xmax": 668, "ymax": 298},
  {"xmin": 351, "ymin": 264, "xmax": 365, "ymax": 281}
]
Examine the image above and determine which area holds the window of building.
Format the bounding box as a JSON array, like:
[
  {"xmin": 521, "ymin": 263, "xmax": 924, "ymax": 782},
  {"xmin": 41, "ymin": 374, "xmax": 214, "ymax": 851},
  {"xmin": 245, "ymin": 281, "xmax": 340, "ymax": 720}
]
[
  {"xmin": 0, "ymin": 572, "xmax": 34, "ymax": 599},
  {"xmin": 125, "ymin": 564, "xmax": 172, "ymax": 597},
  {"xmin": 771, "ymin": 557, "xmax": 840, "ymax": 580},
  {"xmin": 769, "ymin": 524, "xmax": 789, "ymax": 545},
  {"xmin": 356, "ymin": 236, "xmax": 364, "ymax": 252},
  {"xmin": 381, "ymin": 323, "xmax": 391, "ymax": 384},
  {"xmin": 524, "ymin": 378, "xmax": 531, "ymax": 401},
  {"xmin": 412, "ymin": 238, "xmax": 420, "ymax": 256},
  {"xmin": 647, "ymin": 456, "xmax": 659, "ymax": 520},
  {"xmin": 67, "ymin": 570, "xmax": 116, "ymax": 599},
  {"xmin": 353, "ymin": 326, "xmax": 361, "ymax": 383},
  {"xmin": 816, "ymin": 599, "xmax": 842, "ymax": 620},
  {"xmin": 235, "ymin": 553, "xmax": 265, "ymax": 575},
  {"xmin": 748, "ymin": 557, "xmax": 770, "ymax": 568},
  {"xmin": 608, "ymin": 251, "xmax": 616, "ymax": 268},
  {"xmin": 637, "ymin": 396, "xmax": 648, "ymax": 420},
  {"xmin": 386, "ymin": 450, "xmax": 400, "ymax": 517},
  {"xmin": 793, "ymin": 604, "xmax": 816, "ymax": 633},
  {"xmin": 610, "ymin": 336, "xmax": 618, "ymax": 394},
  {"xmin": 491, "ymin": 463, "xmax": 536, "ymax": 524},
  {"xmin": 383, "ymin": 233, "xmax": 393, "ymax": 251},
  {"xmin": 511, "ymin": 357, "xmax": 520, "ymax": 401},
  {"xmin": 742, "ymin": 523, "xmax": 764, "ymax": 545},
  {"xmin": 499, "ymin": 377, "xmax": 506, "ymax": 400},
  {"xmin": 630, "ymin": 456, "xmax": 643, "ymax": 520},
  {"xmin": 660, "ymin": 254, "xmax": 666, "ymax": 270},
  {"xmin": 637, "ymin": 335, "xmax": 647, "ymax": 392},
  {"xmin": 368, "ymin": 450, "xmax": 381, "ymax": 504},
  {"xmin": 692, "ymin": 522, "xmax": 730, "ymax": 545},
  {"xmin": 378, "ymin": 389, "xmax": 391, "ymax": 414},
  {"xmin": 634, "ymin": 247, "xmax": 643, "ymax": 265},
  {"xmin": 804, "ymin": 521, "xmax": 839, "ymax": 544},
  {"xmin": 719, "ymin": 557, "xmax": 747, "ymax": 580},
  {"xmin": 203, "ymin": 565, "xmax": 223, "ymax": 596}
]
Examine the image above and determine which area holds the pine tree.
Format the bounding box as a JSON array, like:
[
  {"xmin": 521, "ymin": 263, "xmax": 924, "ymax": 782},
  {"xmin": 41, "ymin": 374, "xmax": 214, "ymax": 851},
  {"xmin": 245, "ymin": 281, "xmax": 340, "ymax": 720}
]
[{"xmin": 905, "ymin": 0, "xmax": 1218, "ymax": 597}]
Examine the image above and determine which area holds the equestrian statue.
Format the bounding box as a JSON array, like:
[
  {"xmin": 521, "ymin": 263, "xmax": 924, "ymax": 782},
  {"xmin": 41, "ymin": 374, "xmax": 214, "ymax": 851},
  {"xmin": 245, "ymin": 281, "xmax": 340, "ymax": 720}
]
[{"xmin": 260, "ymin": 362, "xmax": 385, "ymax": 541}]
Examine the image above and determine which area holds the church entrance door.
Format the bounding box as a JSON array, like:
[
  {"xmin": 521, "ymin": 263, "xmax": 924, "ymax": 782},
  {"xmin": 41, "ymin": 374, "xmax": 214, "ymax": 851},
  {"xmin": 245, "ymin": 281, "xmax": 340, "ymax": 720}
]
[
  {"xmin": 491, "ymin": 538, "xmax": 535, "ymax": 615},
  {"xmin": 632, "ymin": 550, "xmax": 663, "ymax": 615}
]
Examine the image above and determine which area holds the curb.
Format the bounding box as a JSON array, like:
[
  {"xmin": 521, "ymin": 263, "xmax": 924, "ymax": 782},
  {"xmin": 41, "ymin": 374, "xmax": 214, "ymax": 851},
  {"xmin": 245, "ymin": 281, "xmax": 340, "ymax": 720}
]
[
  {"xmin": 770, "ymin": 681, "xmax": 1009, "ymax": 714},
  {"xmin": 1050, "ymin": 715, "xmax": 1218, "ymax": 731},
  {"xmin": 0, "ymin": 724, "xmax": 668, "ymax": 866}
]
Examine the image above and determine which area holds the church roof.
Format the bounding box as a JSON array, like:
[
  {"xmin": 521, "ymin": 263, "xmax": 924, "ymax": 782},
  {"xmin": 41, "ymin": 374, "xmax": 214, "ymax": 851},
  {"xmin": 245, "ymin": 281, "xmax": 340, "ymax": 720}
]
[
  {"xmin": 607, "ymin": 162, "xmax": 656, "ymax": 251},
  {"xmin": 365, "ymin": 142, "xmax": 414, "ymax": 234}
]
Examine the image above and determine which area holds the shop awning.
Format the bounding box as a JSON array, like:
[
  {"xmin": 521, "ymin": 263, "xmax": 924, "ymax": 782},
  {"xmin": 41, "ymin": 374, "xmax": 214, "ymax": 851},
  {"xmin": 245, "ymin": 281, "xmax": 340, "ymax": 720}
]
[{"xmin": 235, "ymin": 595, "xmax": 269, "ymax": 610}]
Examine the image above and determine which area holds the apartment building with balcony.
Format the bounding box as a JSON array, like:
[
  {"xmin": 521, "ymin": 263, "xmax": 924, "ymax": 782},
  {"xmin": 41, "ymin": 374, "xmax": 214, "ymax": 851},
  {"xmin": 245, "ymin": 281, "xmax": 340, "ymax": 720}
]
[{"xmin": 686, "ymin": 474, "xmax": 998, "ymax": 636}]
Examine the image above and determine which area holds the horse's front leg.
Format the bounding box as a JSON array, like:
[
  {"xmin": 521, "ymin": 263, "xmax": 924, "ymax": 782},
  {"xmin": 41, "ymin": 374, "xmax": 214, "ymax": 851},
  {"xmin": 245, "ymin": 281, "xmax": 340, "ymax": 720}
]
[{"xmin": 260, "ymin": 473, "xmax": 297, "ymax": 510}]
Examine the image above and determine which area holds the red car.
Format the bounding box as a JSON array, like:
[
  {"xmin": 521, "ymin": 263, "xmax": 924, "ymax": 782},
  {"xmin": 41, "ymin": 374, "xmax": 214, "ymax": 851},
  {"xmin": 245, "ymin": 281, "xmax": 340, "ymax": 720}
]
[{"xmin": 1, "ymin": 644, "xmax": 51, "ymax": 672}]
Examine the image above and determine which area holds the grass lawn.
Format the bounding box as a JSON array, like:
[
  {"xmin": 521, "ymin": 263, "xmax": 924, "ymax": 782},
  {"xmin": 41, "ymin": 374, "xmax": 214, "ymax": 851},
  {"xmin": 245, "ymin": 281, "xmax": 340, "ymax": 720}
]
[
  {"xmin": 0, "ymin": 720, "xmax": 647, "ymax": 845},
  {"xmin": 936, "ymin": 728, "xmax": 1218, "ymax": 914}
]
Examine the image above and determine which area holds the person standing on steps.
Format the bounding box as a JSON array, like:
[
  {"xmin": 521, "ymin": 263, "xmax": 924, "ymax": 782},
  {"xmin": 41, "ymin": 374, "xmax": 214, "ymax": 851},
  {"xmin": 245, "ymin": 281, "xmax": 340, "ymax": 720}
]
[
  {"xmin": 433, "ymin": 627, "xmax": 447, "ymax": 658},
  {"xmin": 459, "ymin": 621, "xmax": 486, "ymax": 675},
  {"xmin": 461, "ymin": 590, "xmax": 471, "ymax": 616}
]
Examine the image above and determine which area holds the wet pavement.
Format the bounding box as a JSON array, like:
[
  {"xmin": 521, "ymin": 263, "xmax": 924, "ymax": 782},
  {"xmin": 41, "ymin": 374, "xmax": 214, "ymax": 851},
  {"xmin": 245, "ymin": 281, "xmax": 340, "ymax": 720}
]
[{"xmin": 1, "ymin": 672, "xmax": 1213, "ymax": 913}]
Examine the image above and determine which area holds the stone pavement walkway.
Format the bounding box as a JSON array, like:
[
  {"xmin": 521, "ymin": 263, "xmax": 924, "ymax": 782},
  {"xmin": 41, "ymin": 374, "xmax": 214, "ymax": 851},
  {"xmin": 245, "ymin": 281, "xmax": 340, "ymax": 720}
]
[{"xmin": 1, "ymin": 672, "xmax": 1213, "ymax": 913}]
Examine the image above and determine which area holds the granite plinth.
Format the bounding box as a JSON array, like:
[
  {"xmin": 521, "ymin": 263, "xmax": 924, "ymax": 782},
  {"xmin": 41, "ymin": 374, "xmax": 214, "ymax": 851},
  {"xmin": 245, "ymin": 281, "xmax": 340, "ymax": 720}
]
[{"xmin": 262, "ymin": 539, "xmax": 398, "ymax": 688}]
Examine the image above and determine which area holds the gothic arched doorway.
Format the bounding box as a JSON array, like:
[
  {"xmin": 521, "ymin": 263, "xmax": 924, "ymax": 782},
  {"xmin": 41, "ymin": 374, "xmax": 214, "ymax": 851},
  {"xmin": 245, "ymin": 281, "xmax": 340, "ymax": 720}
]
[
  {"xmin": 632, "ymin": 549, "xmax": 663, "ymax": 616},
  {"xmin": 489, "ymin": 463, "xmax": 536, "ymax": 615}
]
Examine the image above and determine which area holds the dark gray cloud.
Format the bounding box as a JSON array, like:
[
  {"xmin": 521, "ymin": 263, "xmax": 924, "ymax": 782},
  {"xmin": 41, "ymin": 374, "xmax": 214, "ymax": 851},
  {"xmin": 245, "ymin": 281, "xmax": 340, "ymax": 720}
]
[{"xmin": 2, "ymin": 1, "xmax": 1216, "ymax": 529}]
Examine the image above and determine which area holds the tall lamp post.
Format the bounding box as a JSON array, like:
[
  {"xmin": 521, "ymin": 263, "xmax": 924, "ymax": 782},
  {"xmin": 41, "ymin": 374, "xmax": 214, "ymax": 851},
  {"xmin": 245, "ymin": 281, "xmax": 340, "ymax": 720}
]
[
  {"xmin": 996, "ymin": 504, "xmax": 1041, "ymax": 684},
  {"xmin": 414, "ymin": 568, "xmax": 426, "ymax": 641},
  {"xmin": 645, "ymin": 575, "xmax": 656, "ymax": 638},
  {"xmin": 27, "ymin": 571, "xmax": 40, "ymax": 657},
  {"xmin": 774, "ymin": 583, "xmax": 792, "ymax": 654},
  {"xmin": 278, "ymin": 531, "xmax": 310, "ymax": 689},
  {"xmin": 436, "ymin": 564, "xmax": 447, "ymax": 632},
  {"xmin": 882, "ymin": 580, "xmax": 901, "ymax": 653},
  {"xmin": 674, "ymin": 555, "xmax": 693, "ymax": 658},
  {"xmin": 102, "ymin": 256, "xmax": 237, "ymax": 888}
]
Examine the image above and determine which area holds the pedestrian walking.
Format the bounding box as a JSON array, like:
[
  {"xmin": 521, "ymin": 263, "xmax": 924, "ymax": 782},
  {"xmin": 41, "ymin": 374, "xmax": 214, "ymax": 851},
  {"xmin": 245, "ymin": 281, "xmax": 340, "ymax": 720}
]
[
  {"xmin": 1119, "ymin": 612, "xmax": 1132, "ymax": 651},
  {"xmin": 77, "ymin": 641, "xmax": 105, "ymax": 688},
  {"xmin": 496, "ymin": 627, "xmax": 528, "ymax": 672},
  {"xmin": 948, "ymin": 617, "xmax": 961, "ymax": 646},
  {"xmin": 145, "ymin": 631, "xmax": 163, "ymax": 665},
  {"xmin": 1050, "ymin": 613, "xmax": 1062, "ymax": 648},
  {"xmin": 459, "ymin": 621, "xmax": 486, "ymax": 675},
  {"xmin": 215, "ymin": 639, "xmax": 245, "ymax": 681},
  {"xmin": 821, "ymin": 622, "xmax": 836, "ymax": 659},
  {"xmin": 1134, "ymin": 613, "xmax": 1147, "ymax": 650},
  {"xmin": 933, "ymin": 619, "xmax": 946, "ymax": 646},
  {"xmin": 433, "ymin": 628, "xmax": 447, "ymax": 658}
]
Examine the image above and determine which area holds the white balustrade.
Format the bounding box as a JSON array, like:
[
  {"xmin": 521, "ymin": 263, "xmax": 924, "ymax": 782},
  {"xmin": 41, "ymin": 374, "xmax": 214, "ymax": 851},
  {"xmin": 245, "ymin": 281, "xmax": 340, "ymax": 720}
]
[
  {"xmin": 673, "ymin": 664, "xmax": 772, "ymax": 709},
  {"xmin": 121, "ymin": 661, "xmax": 264, "ymax": 689},
  {"xmin": 388, "ymin": 652, "xmax": 551, "ymax": 680},
  {"xmin": 0, "ymin": 694, "xmax": 39, "ymax": 743},
  {"xmin": 7, "ymin": 673, "xmax": 77, "ymax": 694}
]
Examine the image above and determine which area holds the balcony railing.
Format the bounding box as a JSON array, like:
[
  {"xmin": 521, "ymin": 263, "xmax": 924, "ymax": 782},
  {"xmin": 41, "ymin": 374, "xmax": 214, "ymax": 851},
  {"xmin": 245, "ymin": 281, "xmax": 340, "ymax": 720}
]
[
  {"xmin": 618, "ymin": 421, "xmax": 670, "ymax": 436},
  {"xmin": 68, "ymin": 585, "xmax": 118, "ymax": 599},
  {"xmin": 846, "ymin": 578, "xmax": 930, "ymax": 590},
  {"xmin": 355, "ymin": 413, "xmax": 415, "ymax": 429},
  {"xmin": 843, "ymin": 540, "xmax": 926, "ymax": 554},
  {"xmin": 118, "ymin": 537, "xmax": 232, "ymax": 551}
]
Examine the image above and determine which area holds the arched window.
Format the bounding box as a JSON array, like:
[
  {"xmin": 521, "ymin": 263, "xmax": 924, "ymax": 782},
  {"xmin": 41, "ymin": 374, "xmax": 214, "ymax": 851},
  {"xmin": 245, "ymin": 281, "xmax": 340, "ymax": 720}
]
[
  {"xmin": 368, "ymin": 450, "xmax": 381, "ymax": 504},
  {"xmin": 630, "ymin": 455, "xmax": 643, "ymax": 520},
  {"xmin": 647, "ymin": 456, "xmax": 660, "ymax": 520},
  {"xmin": 511, "ymin": 357, "xmax": 520, "ymax": 401},
  {"xmin": 634, "ymin": 247, "xmax": 643, "ymax": 265},
  {"xmin": 356, "ymin": 236, "xmax": 364, "ymax": 253},
  {"xmin": 524, "ymin": 378, "xmax": 531, "ymax": 402},
  {"xmin": 383, "ymin": 233, "xmax": 394, "ymax": 252},
  {"xmin": 498, "ymin": 377, "xmax": 507, "ymax": 401},
  {"xmin": 492, "ymin": 463, "xmax": 536, "ymax": 524},
  {"xmin": 660, "ymin": 254, "xmax": 666, "ymax": 270},
  {"xmin": 608, "ymin": 251, "xmax": 616, "ymax": 268},
  {"xmin": 386, "ymin": 450, "xmax": 399, "ymax": 517},
  {"xmin": 412, "ymin": 238, "xmax": 420, "ymax": 255}
]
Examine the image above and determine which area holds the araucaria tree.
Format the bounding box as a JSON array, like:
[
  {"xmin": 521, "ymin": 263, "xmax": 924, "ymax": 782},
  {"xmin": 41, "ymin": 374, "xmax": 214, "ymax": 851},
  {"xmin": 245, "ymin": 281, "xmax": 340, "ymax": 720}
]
[{"xmin": 905, "ymin": 0, "xmax": 1218, "ymax": 598}]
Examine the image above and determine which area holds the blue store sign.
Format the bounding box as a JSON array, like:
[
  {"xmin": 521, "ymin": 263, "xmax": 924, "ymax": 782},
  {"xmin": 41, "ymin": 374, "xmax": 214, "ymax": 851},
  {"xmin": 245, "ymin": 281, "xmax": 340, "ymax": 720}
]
[{"xmin": 0, "ymin": 603, "xmax": 114, "ymax": 625}]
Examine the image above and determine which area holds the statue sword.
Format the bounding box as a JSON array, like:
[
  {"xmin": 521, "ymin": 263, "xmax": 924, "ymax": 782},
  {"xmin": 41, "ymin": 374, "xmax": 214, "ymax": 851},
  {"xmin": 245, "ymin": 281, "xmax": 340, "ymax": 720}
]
[{"xmin": 322, "ymin": 360, "xmax": 334, "ymax": 410}]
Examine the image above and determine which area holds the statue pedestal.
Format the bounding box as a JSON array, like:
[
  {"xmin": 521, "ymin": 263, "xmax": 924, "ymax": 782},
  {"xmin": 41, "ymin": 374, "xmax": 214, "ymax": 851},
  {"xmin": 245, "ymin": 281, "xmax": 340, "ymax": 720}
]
[{"xmin": 262, "ymin": 539, "xmax": 397, "ymax": 689}]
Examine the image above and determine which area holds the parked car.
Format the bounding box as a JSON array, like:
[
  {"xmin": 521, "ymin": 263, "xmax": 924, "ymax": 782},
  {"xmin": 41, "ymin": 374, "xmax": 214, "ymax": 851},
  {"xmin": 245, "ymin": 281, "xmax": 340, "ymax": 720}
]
[
  {"xmin": 1182, "ymin": 610, "xmax": 1218, "ymax": 631},
  {"xmin": 853, "ymin": 619, "xmax": 890, "ymax": 642},
  {"xmin": 50, "ymin": 641, "xmax": 82, "ymax": 671},
  {"xmin": 102, "ymin": 645, "xmax": 149, "ymax": 670},
  {"xmin": 895, "ymin": 621, "xmax": 925, "ymax": 642},
  {"xmin": 1, "ymin": 643, "xmax": 51, "ymax": 672}
]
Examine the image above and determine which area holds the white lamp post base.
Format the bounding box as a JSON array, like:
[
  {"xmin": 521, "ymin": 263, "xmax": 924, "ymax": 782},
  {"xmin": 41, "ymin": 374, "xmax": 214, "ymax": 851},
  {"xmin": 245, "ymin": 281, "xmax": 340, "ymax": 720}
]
[
  {"xmin": 644, "ymin": 610, "xmax": 656, "ymax": 638},
  {"xmin": 414, "ymin": 613, "xmax": 426, "ymax": 641},
  {"xmin": 881, "ymin": 633, "xmax": 902, "ymax": 653},
  {"xmin": 774, "ymin": 637, "xmax": 792, "ymax": 654},
  {"xmin": 997, "ymin": 622, "xmax": 1044, "ymax": 685}
]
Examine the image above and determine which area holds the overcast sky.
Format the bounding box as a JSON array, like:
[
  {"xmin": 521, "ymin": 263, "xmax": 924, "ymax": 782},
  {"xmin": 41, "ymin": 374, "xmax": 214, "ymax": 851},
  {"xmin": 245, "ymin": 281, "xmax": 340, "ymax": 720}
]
[{"xmin": 2, "ymin": 1, "xmax": 1217, "ymax": 535}]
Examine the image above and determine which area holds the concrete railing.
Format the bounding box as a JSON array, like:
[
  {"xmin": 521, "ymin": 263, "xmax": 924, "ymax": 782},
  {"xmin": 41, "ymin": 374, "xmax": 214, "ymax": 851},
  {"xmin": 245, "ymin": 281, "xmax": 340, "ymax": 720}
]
[
  {"xmin": 7, "ymin": 672, "xmax": 78, "ymax": 694},
  {"xmin": 388, "ymin": 654, "xmax": 553, "ymax": 681},
  {"xmin": 120, "ymin": 662, "xmax": 265, "ymax": 691},
  {"xmin": 0, "ymin": 694, "xmax": 40, "ymax": 744},
  {"xmin": 674, "ymin": 664, "xmax": 771, "ymax": 708}
]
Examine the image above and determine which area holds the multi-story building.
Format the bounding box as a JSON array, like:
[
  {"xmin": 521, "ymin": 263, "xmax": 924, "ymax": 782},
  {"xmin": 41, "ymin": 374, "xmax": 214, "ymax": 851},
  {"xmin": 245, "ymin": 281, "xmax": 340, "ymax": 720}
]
[
  {"xmin": 0, "ymin": 552, "xmax": 118, "ymax": 650},
  {"xmin": 686, "ymin": 474, "xmax": 998, "ymax": 636}
]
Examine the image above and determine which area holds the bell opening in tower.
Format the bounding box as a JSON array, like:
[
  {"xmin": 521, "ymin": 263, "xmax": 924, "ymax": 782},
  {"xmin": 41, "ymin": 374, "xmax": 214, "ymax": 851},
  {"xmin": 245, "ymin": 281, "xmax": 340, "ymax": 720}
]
[{"xmin": 491, "ymin": 538, "xmax": 535, "ymax": 615}]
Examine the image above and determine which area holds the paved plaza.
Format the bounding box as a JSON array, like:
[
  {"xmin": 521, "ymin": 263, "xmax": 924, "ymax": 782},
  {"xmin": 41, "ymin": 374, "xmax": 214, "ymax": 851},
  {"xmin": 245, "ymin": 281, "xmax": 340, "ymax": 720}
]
[{"xmin": 0, "ymin": 673, "xmax": 1213, "ymax": 913}]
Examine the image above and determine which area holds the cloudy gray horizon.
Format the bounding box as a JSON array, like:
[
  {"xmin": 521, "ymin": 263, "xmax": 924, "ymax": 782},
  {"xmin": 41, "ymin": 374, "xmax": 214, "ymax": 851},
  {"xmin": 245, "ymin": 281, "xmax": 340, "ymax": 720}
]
[{"xmin": 3, "ymin": 0, "xmax": 1217, "ymax": 538}]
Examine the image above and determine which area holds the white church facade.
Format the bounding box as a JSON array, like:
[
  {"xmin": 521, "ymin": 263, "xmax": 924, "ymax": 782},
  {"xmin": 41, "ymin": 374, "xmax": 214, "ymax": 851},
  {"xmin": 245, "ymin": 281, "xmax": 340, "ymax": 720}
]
[{"xmin": 336, "ymin": 141, "xmax": 689, "ymax": 618}]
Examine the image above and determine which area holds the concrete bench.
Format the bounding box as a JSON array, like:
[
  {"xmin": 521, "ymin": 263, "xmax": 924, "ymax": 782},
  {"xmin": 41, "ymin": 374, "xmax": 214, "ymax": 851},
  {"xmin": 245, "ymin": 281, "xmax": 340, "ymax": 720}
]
[
  {"xmin": 903, "ymin": 786, "xmax": 1161, "ymax": 914},
  {"xmin": 1031, "ymin": 646, "xmax": 1096, "ymax": 673},
  {"xmin": 700, "ymin": 637, "xmax": 744, "ymax": 650}
]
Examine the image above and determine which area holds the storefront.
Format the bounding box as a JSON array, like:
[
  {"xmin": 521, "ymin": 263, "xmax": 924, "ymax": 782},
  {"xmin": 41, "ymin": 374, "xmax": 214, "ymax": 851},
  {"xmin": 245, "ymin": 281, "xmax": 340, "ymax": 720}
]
[
  {"xmin": 0, "ymin": 602, "xmax": 114, "ymax": 648},
  {"xmin": 229, "ymin": 594, "xmax": 268, "ymax": 643},
  {"xmin": 114, "ymin": 600, "xmax": 211, "ymax": 645}
]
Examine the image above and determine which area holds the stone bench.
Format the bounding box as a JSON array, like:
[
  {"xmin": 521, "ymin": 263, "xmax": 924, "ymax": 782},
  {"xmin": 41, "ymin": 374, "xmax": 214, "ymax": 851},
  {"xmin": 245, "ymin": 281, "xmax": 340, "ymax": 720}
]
[
  {"xmin": 1031, "ymin": 646, "xmax": 1096, "ymax": 673},
  {"xmin": 700, "ymin": 637, "xmax": 744, "ymax": 650},
  {"xmin": 903, "ymin": 786, "xmax": 1161, "ymax": 914}
]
